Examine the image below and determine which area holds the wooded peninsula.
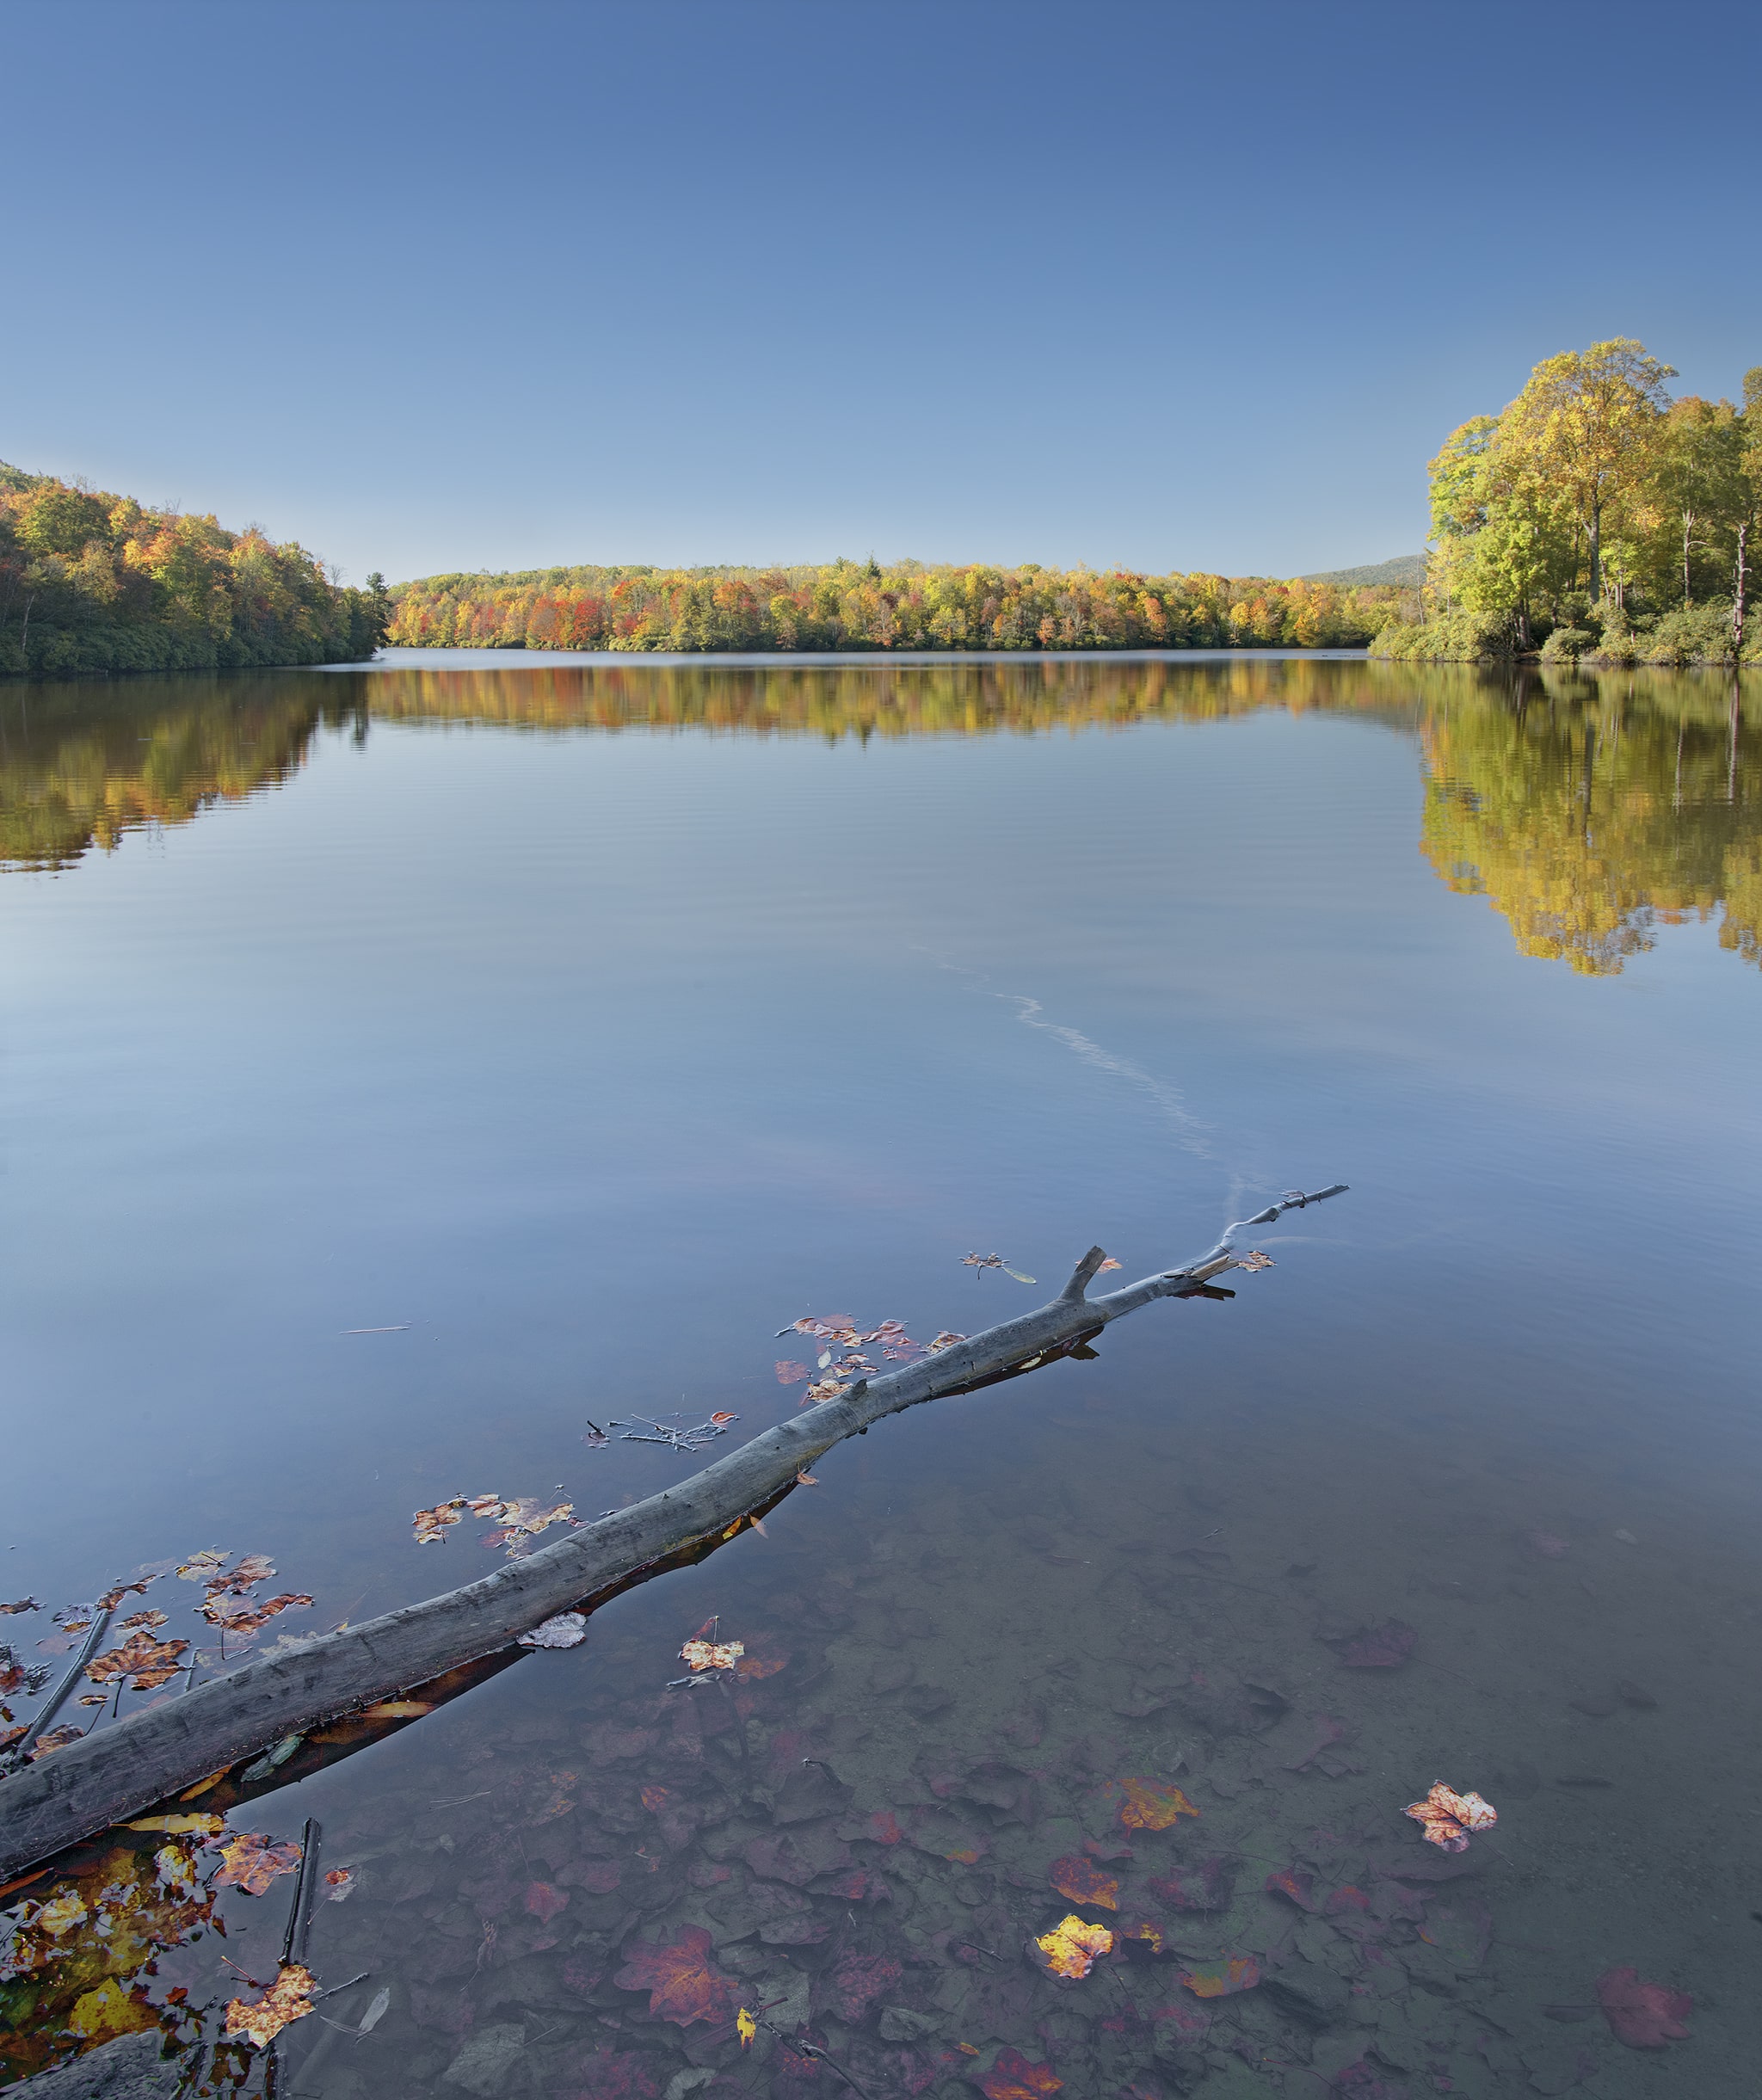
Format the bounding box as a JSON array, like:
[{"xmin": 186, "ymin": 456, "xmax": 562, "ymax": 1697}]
[
  {"xmin": 0, "ymin": 464, "xmax": 389, "ymax": 677},
  {"xmin": 1374, "ymin": 340, "xmax": 1761, "ymax": 666}
]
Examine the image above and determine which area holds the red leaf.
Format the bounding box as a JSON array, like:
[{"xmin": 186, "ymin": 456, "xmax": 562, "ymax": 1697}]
[
  {"xmin": 524, "ymin": 1881, "xmax": 569, "ymax": 1923},
  {"xmin": 1264, "ymin": 1867, "xmax": 1317, "ymax": 1912},
  {"xmin": 977, "ymin": 2047, "xmax": 1063, "ymax": 2098},
  {"xmin": 776, "ymin": 1361, "xmax": 810, "ymax": 1384},
  {"xmin": 1146, "ymin": 1857, "xmax": 1235, "ymax": 1912},
  {"xmin": 611, "ymin": 1925, "xmax": 735, "ymax": 2028},
  {"xmin": 820, "ymin": 1952, "xmax": 902, "ymax": 2023},
  {"xmin": 1596, "ymin": 1966, "xmax": 1692, "ymax": 2048}
]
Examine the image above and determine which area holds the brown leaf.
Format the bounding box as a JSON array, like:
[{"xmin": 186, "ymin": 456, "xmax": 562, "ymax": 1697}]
[
  {"xmin": 1116, "ymin": 1777, "xmax": 1199, "ymax": 1830},
  {"xmin": 979, "ymin": 2048, "xmax": 1063, "ymax": 2098},
  {"xmin": 776, "ymin": 1360, "xmax": 810, "ymax": 1383},
  {"xmin": 203, "ymin": 1555, "xmax": 276, "ymax": 1597},
  {"xmin": 200, "ymin": 1592, "xmax": 312, "ymax": 1634},
  {"xmin": 0, "ymin": 1598, "xmax": 41, "ymax": 1616},
  {"xmin": 86, "ymin": 1630, "xmax": 189, "ymax": 1691},
  {"xmin": 29, "ymin": 1727, "xmax": 87, "ymax": 1758}
]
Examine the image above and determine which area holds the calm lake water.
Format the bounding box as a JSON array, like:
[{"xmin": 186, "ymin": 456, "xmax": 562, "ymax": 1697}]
[{"xmin": 2, "ymin": 652, "xmax": 1758, "ymax": 2099}]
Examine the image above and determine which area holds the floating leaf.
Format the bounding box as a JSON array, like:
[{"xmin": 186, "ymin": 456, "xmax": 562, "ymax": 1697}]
[
  {"xmin": 126, "ymin": 1813, "xmax": 225, "ymax": 1838},
  {"xmin": 681, "ymin": 1638, "xmax": 744, "ymax": 1672},
  {"xmin": 796, "ymin": 1469, "xmax": 818, "ymax": 1487},
  {"xmin": 1048, "ymin": 1856, "xmax": 1119, "ymax": 1909},
  {"xmin": 611, "ymin": 1923, "xmax": 735, "ymax": 2027},
  {"xmin": 67, "ymin": 1975, "xmax": 157, "ymax": 2041},
  {"xmin": 201, "ymin": 1592, "xmax": 312, "ymax": 1635},
  {"xmin": 1096, "ymin": 1258, "xmax": 1122, "ymax": 1273},
  {"xmin": 709, "ymin": 1411, "xmax": 737, "ymax": 1425},
  {"xmin": 119, "ymin": 1610, "xmax": 169, "ymax": 1632},
  {"xmin": 1235, "ymin": 1249, "xmax": 1274, "ymax": 1272},
  {"xmin": 926, "ymin": 1332, "xmax": 966, "ymax": 1354},
  {"xmin": 0, "ymin": 1598, "xmax": 40, "ymax": 1616},
  {"xmin": 323, "ymin": 1867, "xmax": 357, "ymax": 1902},
  {"xmin": 1117, "ymin": 1777, "xmax": 1198, "ymax": 1830},
  {"xmin": 1596, "ymin": 1966, "xmax": 1691, "ymax": 2048},
  {"xmin": 519, "ymin": 1612, "xmax": 587, "ymax": 1649},
  {"xmin": 176, "ymin": 1551, "xmax": 230, "ymax": 1582},
  {"xmin": 212, "ymin": 1832, "xmax": 303, "ymax": 1896},
  {"xmin": 204, "ymin": 1555, "xmax": 275, "ymax": 1597},
  {"xmin": 35, "ymin": 1889, "xmax": 89, "ymax": 1936},
  {"xmin": 1177, "ymin": 1954, "xmax": 1260, "ymax": 1998},
  {"xmin": 776, "ymin": 1361, "xmax": 810, "ymax": 1384},
  {"xmin": 1404, "ymin": 1782, "xmax": 1497, "ymax": 1852},
  {"xmin": 413, "ymin": 1501, "xmax": 465, "ymax": 1544},
  {"xmin": 224, "ymin": 1961, "xmax": 317, "ymax": 2048},
  {"xmin": 1002, "ymin": 1267, "xmax": 1037, "ymax": 1284},
  {"xmin": 359, "ymin": 1699, "xmax": 432, "ymax": 1718},
  {"xmin": 86, "ymin": 1631, "xmax": 189, "ymax": 1690},
  {"xmin": 1031, "ymin": 1913, "xmax": 1114, "ymax": 1980}
]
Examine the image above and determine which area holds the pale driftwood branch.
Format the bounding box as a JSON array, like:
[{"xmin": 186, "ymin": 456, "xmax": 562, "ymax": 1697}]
[{"xmin": 0, "ymin": 1186, "xmax": 1346, "ymax": 1881}]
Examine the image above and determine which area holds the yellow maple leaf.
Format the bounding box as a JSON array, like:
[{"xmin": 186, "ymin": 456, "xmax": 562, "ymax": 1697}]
[
  {"xmin": 1116, "ymin": 1776, "xmax": 1198, "ymax": 1830},
  {"xmin": 1033, "ymin": 1914, "xmax": 1114, "ymax": 1980},
  {"xmin": 67, "ymin": 1977, "xmax": 157, "ymax": 2040},
  {"xmin": 126, "ymin": 1813, "xmax": 225, "ymax": 1838},
  {"xmin": 736, "ymin": 2006, "xmax": 757, "ymax": 2048}
]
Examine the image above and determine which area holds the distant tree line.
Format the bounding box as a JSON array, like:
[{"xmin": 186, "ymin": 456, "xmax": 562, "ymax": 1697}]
[
  {"xmin": 1374, "ymin": 341, "xmax": 1762, "ymax": 665},
  {"xmin": 0, "ymin": 464, "xmax": 391, "ymax": 678},
  {"xmin": 386, "ymin": 558, "xmax": 1413, "ymax": 655}
]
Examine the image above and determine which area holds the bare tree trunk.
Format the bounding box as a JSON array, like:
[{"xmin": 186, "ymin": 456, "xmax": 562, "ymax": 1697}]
[
  {"xmin": 0, "ymin": 1192, "xmax": 1348, "ymax": 1881},
  {"xmin": 1734, "ymin": 520, "xmax": 1748, "ymax": 656},
  {"xmin": 1682, "ymin": 510, "xmax": 1695, "ymax": 607},
  {"xmin": 1588, "ymin": 499, "xmax": 1602, "ymax": 602}
]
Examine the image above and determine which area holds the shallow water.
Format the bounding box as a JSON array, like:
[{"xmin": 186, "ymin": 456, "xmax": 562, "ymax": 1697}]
[{"xmin": 2, "ymin": 654, "xmax": 1758, "ymax": 2097}]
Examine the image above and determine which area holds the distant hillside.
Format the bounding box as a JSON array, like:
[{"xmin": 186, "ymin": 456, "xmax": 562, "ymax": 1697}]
[{"xmin": 1299, "ymin": 554, "xmax": 1427, "ymax": 589}]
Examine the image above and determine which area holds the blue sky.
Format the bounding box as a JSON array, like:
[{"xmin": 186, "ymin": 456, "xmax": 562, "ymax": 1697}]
[{"xmin": 5, "ymin": 0, "xmax": 1759, "ymax": 584}]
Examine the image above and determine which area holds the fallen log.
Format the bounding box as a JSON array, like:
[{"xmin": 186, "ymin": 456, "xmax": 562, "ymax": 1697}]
[{"xmin": 0, "ymin": 1186, "xmax": 1344, "ymax": 1881}]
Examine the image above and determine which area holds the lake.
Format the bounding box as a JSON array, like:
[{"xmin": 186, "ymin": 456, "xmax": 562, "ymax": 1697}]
[{"xmin": 2, "ymin": 651, "xmax": 1758, "ymax": 2098}]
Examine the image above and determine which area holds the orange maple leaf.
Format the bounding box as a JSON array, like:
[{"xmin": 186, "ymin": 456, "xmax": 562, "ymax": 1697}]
[
  {"xmin": 611, "ymin": 1924, "xmax": 735, "ymax": 2027},
  {"xmin": 1177, "ymin": 1954, "xmax": 1260, "ymax": 1998},
  {"xmin": 85, "ymin": 1631, "xmax": 189, "ymax": 1690},
  {"xmin": 979, "ymin": 2045, "xmax": 1064, "ymax": 2097},
  {"xmin": 1048, "ymin": 1855, "xmax": 1119, "ymax": 1909}
]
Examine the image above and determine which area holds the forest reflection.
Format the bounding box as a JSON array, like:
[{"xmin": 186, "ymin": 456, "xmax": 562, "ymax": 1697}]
[{"xmin": 3, "ymin": 658, "xmax": 1756, "ymax": 975}]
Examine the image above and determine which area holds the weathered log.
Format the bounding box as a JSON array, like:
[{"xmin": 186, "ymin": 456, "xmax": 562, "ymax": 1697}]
[{"xmin": 0, "ymin": 1187, "xmax": 1344, "ymax": 1881}]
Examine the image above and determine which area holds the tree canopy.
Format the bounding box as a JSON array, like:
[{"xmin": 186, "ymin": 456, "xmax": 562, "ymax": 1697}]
[
  {"xmin": 385, "ymin": 559, "xmax": 1413, "ymax": 656},
  {"xmin": 1377, "ymin": 340, "xmax": 1762, "ymax": 663},
  {"xmin": 0, "ymin": 464, "xmax": 390, "ymax": 678}
]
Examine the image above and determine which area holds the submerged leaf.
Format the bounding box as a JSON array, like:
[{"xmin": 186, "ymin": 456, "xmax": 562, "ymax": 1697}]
[
  {"xmin": 978, "ymin": 2047, "xmax": 1063, "ymax": 2098},
  {"xmin": 1031, "ymin": 1913, "xmax": 1114, "ymax": 1980},
  {"xmin": 224, "ymin": 1961, "xmax": 317, "ymax": 2048},
  {"xmin": 1177, "ymin": 1954, "xmax": 1260, "ymax": 1998},
  {"xmin": 611, "ymin": 1923, "xmax": 735, "ymax": 2027},
  {"xmin": 1048, "ymin": 1855, "xmax": 1119, "ymax": 1909},
  {"xmin": 775, "ymin": 1361, "xmax": 810, "ymax": 1384},
  {"xmin": 28, "ymin": 1727, "xmax": 86, "ymax": 1758},
  {"xmin": 1116, "ymin": 1777, "xmax": 1199, "ymax": 1830},
  {"xmin": 1596, "ymin": 1966, "xmax": 1692, "ymax": 2048}
]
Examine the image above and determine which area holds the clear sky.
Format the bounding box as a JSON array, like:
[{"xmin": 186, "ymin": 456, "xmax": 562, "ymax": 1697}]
[{"xmin": 5, "ymin": 0, "xmax": 1759, "ymax": 585}]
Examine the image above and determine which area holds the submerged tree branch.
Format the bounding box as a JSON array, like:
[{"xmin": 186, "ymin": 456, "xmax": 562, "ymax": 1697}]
[{"xmin": 0, "ymin": 1186, "xmax": 1346, "ymax": 1881}]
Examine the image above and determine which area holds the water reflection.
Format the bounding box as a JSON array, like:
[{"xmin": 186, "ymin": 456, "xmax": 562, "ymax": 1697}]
[{"xmin": 3, "ymin": 660, "xmax": 1756, "ymax": 977}]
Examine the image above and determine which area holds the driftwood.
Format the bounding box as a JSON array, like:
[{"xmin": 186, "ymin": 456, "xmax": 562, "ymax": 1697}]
[{"xmin": 0, "ymin": 1186, "xmax": 1345, "ymax": 1882}]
